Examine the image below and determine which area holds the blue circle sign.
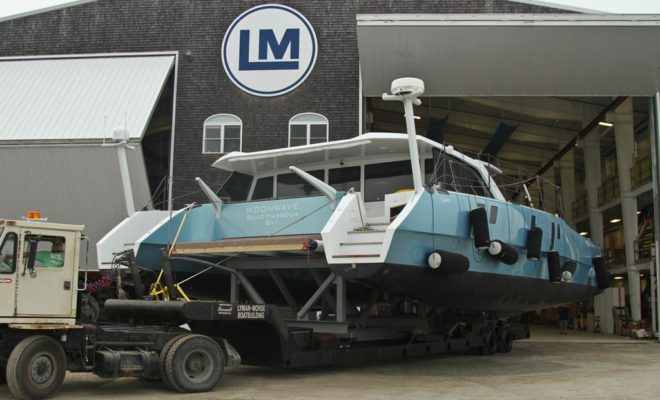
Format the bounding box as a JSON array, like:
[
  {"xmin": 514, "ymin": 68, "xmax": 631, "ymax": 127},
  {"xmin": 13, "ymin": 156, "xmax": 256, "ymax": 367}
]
[{"xmin": 221, "ymin": 4, "xmax": 318, "ymax": 97}]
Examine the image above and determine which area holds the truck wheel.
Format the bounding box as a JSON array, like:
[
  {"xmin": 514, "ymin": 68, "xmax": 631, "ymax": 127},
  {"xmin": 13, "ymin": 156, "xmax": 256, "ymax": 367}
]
[
  {"xmin": 159, "ymin": 334, "xmax": 187, "ymax": 388},
  {"xmin": 497, "ymin": 330, "xmax": 514, "ymax": 353},
  {"xmin": 478, "ymin": 329, "xmax": 497, "ymax": 356},
  {"xmin": 164, "ymin": 334, "xmax": 224, "ymax": 393},
  {"xmin": 6, "ymin": 336, "xmax": 66, "ymax": 400}
]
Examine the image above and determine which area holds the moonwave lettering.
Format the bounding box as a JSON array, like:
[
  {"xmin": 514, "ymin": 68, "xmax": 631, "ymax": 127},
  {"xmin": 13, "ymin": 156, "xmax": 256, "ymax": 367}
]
[{"xmin": 246, "ymin": 203, "xmax": 299, "ymax": 226}]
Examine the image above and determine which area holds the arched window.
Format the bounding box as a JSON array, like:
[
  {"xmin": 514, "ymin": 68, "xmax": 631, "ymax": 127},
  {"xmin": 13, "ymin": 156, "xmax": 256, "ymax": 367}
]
[
  {"xmin": 203, "ymin": 114, "xmax": 242, "ymax": 153},
  {"xmin": 289, "ymin": 113, "xmax": 328, "ymax": 147}
]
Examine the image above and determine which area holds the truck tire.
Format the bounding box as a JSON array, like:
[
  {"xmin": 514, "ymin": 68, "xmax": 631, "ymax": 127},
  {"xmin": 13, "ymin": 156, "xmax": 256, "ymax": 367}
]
[
  {"xmin": 497, "ymin": 330, "xmax": 514, "ymax": 353},
  {"xmin": 478, "ymin": 329, "xmax": 497, "ymax": 356},
  {"xmin": 1, "ymin": 365, "xmax": 6, "ymax": 384},
  {"xmin": 163, "ymin": 334, "xmax": 225, "ymax": 393},
  {"xmin": 159, "ymin": 334, "xmax": 187, "ymax": 389},
  {"xmin": 6, "ymin": 335, "xmax": 66, "ymax": 400}
]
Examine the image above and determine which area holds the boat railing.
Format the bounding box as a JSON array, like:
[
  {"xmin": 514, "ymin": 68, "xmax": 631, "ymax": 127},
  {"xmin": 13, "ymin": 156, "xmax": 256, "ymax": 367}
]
[{"xmin": 437, "ymin": 145, "xmax": 566, "ymax": 216}]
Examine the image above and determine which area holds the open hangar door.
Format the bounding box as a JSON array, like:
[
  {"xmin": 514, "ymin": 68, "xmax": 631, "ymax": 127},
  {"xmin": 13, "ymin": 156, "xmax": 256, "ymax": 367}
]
[{"xmin": 357, "ymin": 14, "xmax": 660, "ymax": 335}]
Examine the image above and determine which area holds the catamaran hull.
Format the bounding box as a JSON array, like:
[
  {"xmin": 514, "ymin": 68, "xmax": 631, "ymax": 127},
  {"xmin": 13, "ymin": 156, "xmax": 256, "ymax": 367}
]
[{"xmin": 330, "ymin": 263, "xmax": 601, "ymax": 314}]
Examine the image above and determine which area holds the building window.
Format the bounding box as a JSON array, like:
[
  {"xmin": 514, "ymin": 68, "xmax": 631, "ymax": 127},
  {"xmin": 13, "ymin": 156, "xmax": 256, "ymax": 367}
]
[
  {"xmin": 203, "ymin": 114, "xmax": 242, "ymax": 154},
  {"xmin": 289, "ymin": 113, "xmax": 328, "ymax": 147}
]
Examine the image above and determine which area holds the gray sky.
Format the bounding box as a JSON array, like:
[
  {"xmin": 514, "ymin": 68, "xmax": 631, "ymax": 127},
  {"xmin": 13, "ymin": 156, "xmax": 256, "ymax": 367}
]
[{"xmin": 1, "ymin": 0, "xmax": 660, "ymax": 20}]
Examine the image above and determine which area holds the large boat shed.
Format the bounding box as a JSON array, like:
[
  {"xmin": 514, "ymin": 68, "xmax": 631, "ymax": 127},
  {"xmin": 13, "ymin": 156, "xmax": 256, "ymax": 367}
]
[{"xmin": 1, "ymin": 0, "xmax": 660, "ymax": 335}]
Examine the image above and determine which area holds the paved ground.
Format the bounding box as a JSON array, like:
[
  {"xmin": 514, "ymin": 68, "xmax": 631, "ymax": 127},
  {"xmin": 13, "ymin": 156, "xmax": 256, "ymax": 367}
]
[{"xmin": 2, "ymin": 326, "xmax": 659, "ymax": 400}]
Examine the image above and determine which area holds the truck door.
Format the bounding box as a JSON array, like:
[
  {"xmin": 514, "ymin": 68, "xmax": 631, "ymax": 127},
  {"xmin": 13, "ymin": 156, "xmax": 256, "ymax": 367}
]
[
  {"xmin": 0, "ymin": 230, "xmax": 19, "ymax": 317},
  {"xmin": 15, "ymin": 231, "xmax": 77, "ymax": 318}
]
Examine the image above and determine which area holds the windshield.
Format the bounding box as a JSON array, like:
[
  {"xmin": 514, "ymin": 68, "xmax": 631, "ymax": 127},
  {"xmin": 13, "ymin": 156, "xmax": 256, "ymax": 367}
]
[{"xmin": 218, "ymin": 172, "xmax": 253, "ymax": 202}]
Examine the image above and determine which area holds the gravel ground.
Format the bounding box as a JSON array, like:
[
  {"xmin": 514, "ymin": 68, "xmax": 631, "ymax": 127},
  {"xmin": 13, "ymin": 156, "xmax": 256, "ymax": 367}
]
[{"xmin": 2, "ymin": 329, "xmax": 659, "ymax": 400}]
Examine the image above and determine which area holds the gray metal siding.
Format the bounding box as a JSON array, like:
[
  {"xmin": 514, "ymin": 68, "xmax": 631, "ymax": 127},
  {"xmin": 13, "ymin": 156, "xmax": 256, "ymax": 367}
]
[{"xmin": 0, "ymin": 145, "xmax": 151, "ymax": 269}]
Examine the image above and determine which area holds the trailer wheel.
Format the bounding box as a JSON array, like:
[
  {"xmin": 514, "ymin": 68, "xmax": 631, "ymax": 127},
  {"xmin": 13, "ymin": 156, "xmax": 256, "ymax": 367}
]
[
  {"xmin": 164, "ymin": 334, "xmax": 225, "ymax": 393},
  {"xmin": 478, "ymin": 329, "xmax": 497, "ymax": 356},
  {"xmin": 497, "ymin": 330, "xmax": 514, "ymax": 353},
  {"xmin": 6, "ymin": 336, "xmax": 66, "ymax": 400}
]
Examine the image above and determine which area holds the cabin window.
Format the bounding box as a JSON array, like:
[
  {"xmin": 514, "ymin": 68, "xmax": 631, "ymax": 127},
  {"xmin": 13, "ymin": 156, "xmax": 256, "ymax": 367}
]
[
  {"xmin": 426, "ymin": 155, "xmax": 490, "ymax": 197},
  {"xmin": 277, "ymin": 170, "xmax": 324, "ymax": 198},
  {"xmin": 364, "ymin": 161, "xmax": 413, "ymax": 202},
  {"xmin": 329, "ymin": 166, "xmax": 360, "ymax": 192},
  {"xmin": 203, "ymin": 114, "xmax": 242, "ymax": 154},
  {"xmin": 0, "ymin": 232, "xmax": 18, "ymax": 274},
  {"xmin": 289, "ymin": 113, "xmax": 328, "ymax": 147},
  {"xmin": 218, "ymin": 172, "xmax": 252, "ymax": 202},
  {"xmin": 252, "ymin": 177, "xmax": 274, "ymax": 200},
  {"xmin": 23, "ymin": 236, "xmax": 66, "ymax": 268}
]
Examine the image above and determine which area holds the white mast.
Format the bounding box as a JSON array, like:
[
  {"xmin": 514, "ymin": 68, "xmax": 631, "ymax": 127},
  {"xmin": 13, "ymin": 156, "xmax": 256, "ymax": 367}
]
[{"xmin": 382, "ymin": 78, "xmax": 425, "ymax": 193}]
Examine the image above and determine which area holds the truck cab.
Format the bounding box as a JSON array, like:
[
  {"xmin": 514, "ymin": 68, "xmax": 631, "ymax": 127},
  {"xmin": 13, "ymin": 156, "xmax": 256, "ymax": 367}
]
[{"xmin": 0, "ymin": 217, "xmax": 83, "ymax": 327}]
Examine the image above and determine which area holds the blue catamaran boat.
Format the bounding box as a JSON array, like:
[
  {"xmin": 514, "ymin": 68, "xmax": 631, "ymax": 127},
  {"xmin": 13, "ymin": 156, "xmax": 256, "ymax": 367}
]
[{"xmin": 101, "ymin": 78, "xmax": 609, "ymax": 317}]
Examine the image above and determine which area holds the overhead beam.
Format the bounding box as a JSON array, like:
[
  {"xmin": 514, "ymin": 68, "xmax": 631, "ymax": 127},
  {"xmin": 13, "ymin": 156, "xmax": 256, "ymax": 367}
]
[
  {"xmin": 371, "ymin": 119, "xmax": 550, "ymax": 165},
  {"xmin": 461, "ymin": 96, "xmax": 601, "ymax": 122},
  {"xmin": 531, "ymin": 96, "xmax": 628, "ymax": 179},
  {"xmin": 371, "ymin": 99, "xmax": 577, "ymax": 144},
  {"xmin": 371, "ymin": 109, "xmax": 559, "ymax": 151}
]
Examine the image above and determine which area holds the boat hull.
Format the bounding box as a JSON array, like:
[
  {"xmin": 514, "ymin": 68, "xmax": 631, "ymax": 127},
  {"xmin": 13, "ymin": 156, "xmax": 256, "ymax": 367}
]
[{"xmin": 330, "ymin": 263, "xmax": 601, "ymax": 314}]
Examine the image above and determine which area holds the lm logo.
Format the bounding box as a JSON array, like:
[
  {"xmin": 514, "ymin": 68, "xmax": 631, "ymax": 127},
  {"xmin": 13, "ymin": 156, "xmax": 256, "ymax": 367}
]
[{"xmin": 222, "ymin": 4, "xmax": 317, "ymax": 97}]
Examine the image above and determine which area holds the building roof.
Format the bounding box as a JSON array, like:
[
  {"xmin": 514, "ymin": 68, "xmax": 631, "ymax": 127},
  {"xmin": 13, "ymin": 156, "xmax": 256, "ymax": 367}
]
[
  {"xmin": 0, "ymin": 53, "xmax": 174, "ymax": 142},
  {"xmin": 0, "ymin": 0, "xmax": 96, "ymax": 23}
]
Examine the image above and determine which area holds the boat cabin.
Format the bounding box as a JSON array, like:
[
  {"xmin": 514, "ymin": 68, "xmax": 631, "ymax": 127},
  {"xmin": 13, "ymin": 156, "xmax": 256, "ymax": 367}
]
[{"xmin": 214, "ymin": 133, "xmax": 506, "ymax": 220}]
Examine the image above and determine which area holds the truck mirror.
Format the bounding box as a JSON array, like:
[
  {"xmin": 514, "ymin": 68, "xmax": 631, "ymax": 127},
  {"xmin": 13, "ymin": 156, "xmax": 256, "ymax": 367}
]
[{"xmin": 25, "ymin": 236, "xmax": 39, "ymax": 271}]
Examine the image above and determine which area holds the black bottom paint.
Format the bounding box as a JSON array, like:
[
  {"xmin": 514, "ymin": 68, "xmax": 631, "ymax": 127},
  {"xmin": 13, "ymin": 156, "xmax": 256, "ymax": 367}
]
[{"xmin": 330, "ymin": 263, "xmax": 600, "ymax": 314}]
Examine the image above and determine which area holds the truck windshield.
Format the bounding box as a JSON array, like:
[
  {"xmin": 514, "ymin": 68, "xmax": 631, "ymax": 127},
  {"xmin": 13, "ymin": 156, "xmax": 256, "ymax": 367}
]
[{"xmin": 218, "ymin": 172, "xmax": 252, "ymax": 202}]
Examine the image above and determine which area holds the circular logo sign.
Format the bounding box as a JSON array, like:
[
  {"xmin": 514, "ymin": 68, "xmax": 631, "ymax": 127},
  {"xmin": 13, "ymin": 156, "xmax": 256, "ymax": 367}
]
[{"xmin": 221, "ymin": 4, "xmax": 318, "ymax": 97}]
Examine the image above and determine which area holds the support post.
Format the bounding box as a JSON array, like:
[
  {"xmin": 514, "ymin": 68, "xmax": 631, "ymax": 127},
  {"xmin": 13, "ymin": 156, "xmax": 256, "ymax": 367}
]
[
  {"xmin": 309, "ymin": 269, "xmax": 337, "ymax": 313},
  {"xmin": 559, "ymin": 150, "xmax": 575, "ymax": 224},
  {"xmin": 651, "ymin": 93, "xmax": 660, "ymax": 338},
  {"xmin": 160, "ymin": 256, "xmax": 178, "ymax": 301},
  {"xmin": 584, "ymin": 131, "xmax": 604, "ymax": 246},
  {"xmin": 269, "ymin": 269, "xmax": 298, "ymax": 310},
  {"xmin": 335, "ymin": 276, "xmax": 346, "ymax": 323},
  {"xmin": 236, "ymin": 271, "xmax": 264, "ymax": 304},
  {"xmin": 297, "ymin": 273, "xmax": 336, "ymax": 320},
  {"xmin": 613, "ymin": 98, "xmax": 641, "ymax": 321},
  {"xmin": 230, "ymin": 273, "xmax": 238, "ymax": 303},
  {"xmin": 116, "ymin": 144, "xmax": 136, "ymax": 216}
]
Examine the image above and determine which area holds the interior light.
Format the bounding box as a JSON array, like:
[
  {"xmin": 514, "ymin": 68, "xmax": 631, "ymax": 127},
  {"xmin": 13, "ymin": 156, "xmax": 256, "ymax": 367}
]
[
  {"xmin": 614, "ymin": 276, "xmax": 624, "ymax": 280},
  {"xmin": 636, "ymin": 210, "xmax": 641, "ymax": 215},
  {"xmin": 610, "ymin": 218, "xmax": 622, "ymax": 223},
  {"xmin": 579, "ymin": 231, "xmax": 588, "ymax": 236},
  {"xmin": 599, "ymin": 121, "xmax": 613, "ymax": 127}
]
